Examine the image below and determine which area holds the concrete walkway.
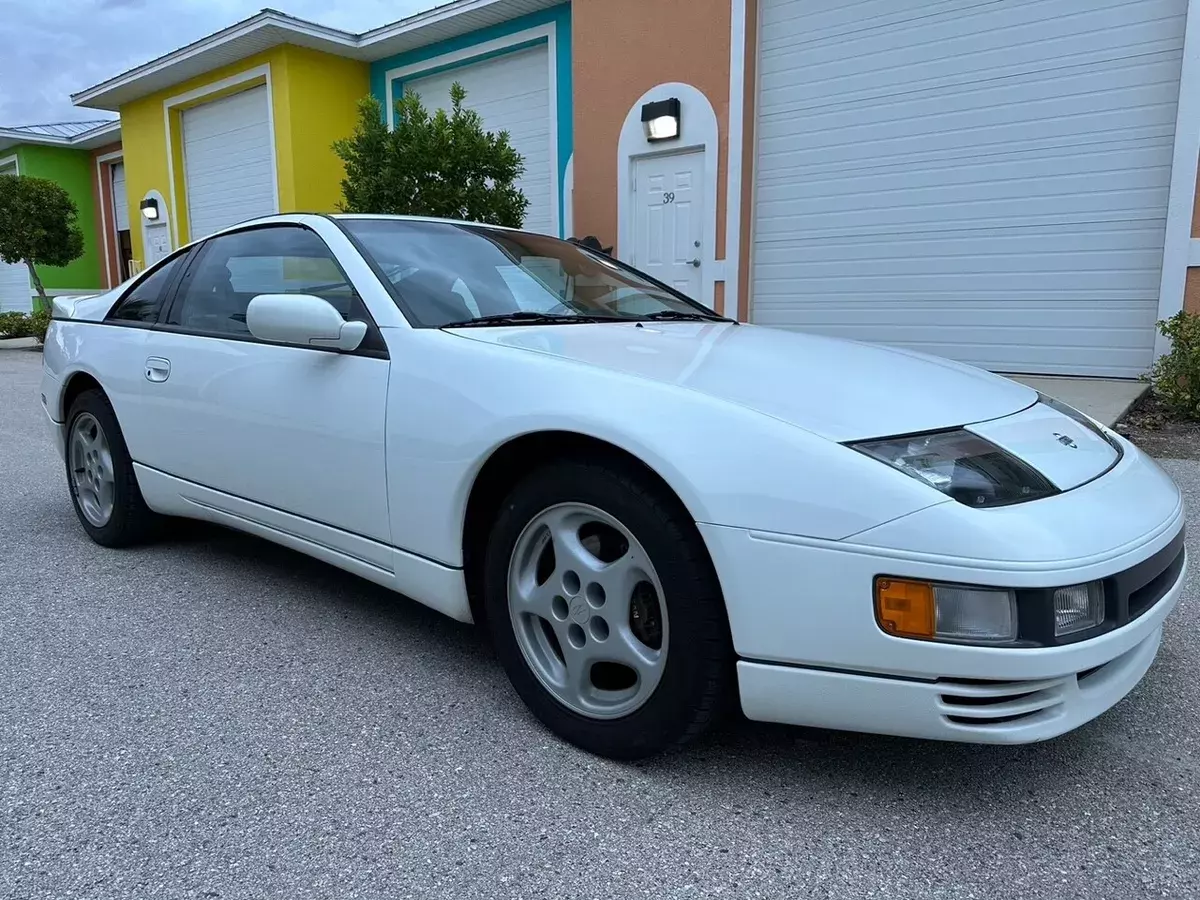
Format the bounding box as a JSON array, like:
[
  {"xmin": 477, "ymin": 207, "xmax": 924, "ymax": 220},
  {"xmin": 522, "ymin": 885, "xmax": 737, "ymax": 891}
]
[{"xmin": 1009, "ymin": 375, "xmax": 1147, "ymax": 426}]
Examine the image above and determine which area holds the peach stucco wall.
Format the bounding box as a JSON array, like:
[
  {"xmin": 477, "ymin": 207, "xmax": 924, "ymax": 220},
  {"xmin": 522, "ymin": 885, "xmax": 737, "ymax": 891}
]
[{"xmin": 572, "ymin": 0, "xmax": 732, "ymax": 273}]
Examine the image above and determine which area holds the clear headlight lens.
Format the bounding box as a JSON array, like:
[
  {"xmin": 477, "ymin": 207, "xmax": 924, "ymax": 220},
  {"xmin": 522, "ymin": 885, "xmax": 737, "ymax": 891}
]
[
  {"xmin": 852, "ymin": 429, "xmax": 1057, "ymax": 508},
  {"xmin": 876, "ymin": 578, "xmax": 1018, "ymax": 644},
  {"xmin": 1053, "ymin": 581, "xmax": 1105, "ymax": 636}
]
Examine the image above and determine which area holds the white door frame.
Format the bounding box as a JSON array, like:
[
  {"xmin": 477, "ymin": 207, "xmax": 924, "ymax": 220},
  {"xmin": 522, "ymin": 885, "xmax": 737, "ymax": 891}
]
[
  {"xmin": 96, "ymin": 150, "xmax": 124, "ymax": 288},
  {"xmin": 163, "ymin": 64, "xmax": 280, "ymax": 246},
  {"xmin": 617, "ymin": 83, "xmax": 724, "ymax": 309}
]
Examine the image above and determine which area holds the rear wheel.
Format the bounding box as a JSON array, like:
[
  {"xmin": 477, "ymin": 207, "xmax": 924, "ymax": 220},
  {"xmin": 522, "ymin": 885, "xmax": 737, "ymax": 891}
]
[
  {"xmin": 484, "ymin": 459, "xmax": 733, "ymax": 759},
  {"xmin": 65, "ymin": 389, "xmax": 157, "ymax": 547}
]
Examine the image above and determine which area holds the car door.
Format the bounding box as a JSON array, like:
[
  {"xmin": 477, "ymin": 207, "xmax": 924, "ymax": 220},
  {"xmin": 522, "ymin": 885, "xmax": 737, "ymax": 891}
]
[
  {"xmin": 136, "ymin": 223, "xmax": 392, "ymax": 544},
  {"xmin": 91, "ymin": 251, "xmax": 193, "ymax": 464}
]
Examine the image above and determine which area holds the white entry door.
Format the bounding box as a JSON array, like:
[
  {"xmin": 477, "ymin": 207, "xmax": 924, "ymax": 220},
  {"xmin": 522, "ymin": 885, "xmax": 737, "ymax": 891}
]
[{"xmin": 631, "ymin": 151, "xmax": 703, "ymax": 301}]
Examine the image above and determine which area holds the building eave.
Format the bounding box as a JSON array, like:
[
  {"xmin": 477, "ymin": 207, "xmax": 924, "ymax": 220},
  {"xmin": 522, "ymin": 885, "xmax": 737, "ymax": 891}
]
[
  {"xmin": 71, "ymin": 0, "xmax": 563, "ymax": 112},
  {"xmin": 0, "ymin": 120, "xmax": 120, "ymax": 153}
]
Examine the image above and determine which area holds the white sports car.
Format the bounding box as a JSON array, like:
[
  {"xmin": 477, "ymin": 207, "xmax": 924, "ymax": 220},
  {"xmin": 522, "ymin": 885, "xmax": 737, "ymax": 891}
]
[{"xmin": 42, "ymin": 214, "xmax": 1185, "ymax": 759}]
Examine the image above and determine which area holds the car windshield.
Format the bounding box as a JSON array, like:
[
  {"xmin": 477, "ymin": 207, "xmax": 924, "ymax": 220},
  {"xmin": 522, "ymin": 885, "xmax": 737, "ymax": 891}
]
[{"xmin": 338, "ymin": 218, "xmax": 722, "ymax": 328}]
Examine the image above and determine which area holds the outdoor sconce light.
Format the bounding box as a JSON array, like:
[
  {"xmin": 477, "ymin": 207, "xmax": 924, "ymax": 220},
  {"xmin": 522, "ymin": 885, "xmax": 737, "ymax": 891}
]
[
  {"xmin": 140, "ymin": 198, "xmax": 160, "ymax": 221},
  {"xmin": 641, "ymin": 98, "xmax": 681, "ymax": 142}
]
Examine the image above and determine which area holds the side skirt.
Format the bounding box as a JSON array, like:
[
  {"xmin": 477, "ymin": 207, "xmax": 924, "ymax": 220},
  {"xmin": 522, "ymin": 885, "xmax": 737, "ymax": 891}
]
[{"xmin": 133, "ymin": 463, "xmax": 473, "ymax": 623}]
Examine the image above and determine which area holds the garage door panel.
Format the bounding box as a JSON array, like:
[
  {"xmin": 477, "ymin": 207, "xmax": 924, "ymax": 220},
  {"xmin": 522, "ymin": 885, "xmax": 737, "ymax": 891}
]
[
  {"xmin": 182, "ymin": 85, "xmax": 276, "ymax": 240},
  {"xmin": 755, "ymin": 191, "xmax": 1169, "ymax": 241},
  {"xmin": 754, "ymin": 223, "xmax": 1169, "ymax": 264},
  {"xmin": 405, "ymin": 45, "xmax": 553, "ymax": 235},
  {"xmin": 758, "ymin": 144, "xmax": 1172, "ymax": 204},
  {"xmin": 752, "ymin": 0, "xmax": 1183, "ymax": 376},
  {"xmin": 760, "ymin": 0, "xmax": 1183, "ymax": 83},
  {"xmin": 754, "ymin": 299, "xmax": 1159, "ymax": 329},
  {"xmin": 758, "ymin": 65, "xmax": 1181, "ymax": 159}
]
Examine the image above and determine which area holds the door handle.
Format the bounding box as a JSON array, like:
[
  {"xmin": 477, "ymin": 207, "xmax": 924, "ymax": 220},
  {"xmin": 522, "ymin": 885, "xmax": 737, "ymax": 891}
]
[
  {"xmin": 145, "ymin": 357, "xmax": 171, "ymax": 383},
  {"xmin": 689, "ymin": 258, "xmax": 701, "ymax": 268}
]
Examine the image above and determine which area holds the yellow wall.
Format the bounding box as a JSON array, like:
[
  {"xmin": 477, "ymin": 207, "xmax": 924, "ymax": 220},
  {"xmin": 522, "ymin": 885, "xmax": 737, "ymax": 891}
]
[
  {"xmin": 118, "ymin": 46, "xmax": 368, "ymax": 264},
  {"xmin": 282, "ymin": 47, "xmax": 370, "ymax": 213}
]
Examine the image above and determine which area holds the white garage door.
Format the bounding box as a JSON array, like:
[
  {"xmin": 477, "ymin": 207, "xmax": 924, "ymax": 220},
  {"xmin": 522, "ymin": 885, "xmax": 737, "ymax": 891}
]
[
  {"xmin": 405, "ymin": 45, "xmax": 554, "ymax": 236},
  {"xmin": 0, "ymin": 261, "xmax": 31, "ymax": 313},
  {"xmin": 0, "ymin": 158, "xmax": 30, "ymax": 313},
  {"xmin": 752, "ymin": 0, "xmax": 1186, "ymax": 377},
  {"xmin": 111, "ymin": 161, "xmax": 130, "ymax": 232},
  {"xmin": 182, "ymin": 85, "xmax": 276, "ymax": 241}
]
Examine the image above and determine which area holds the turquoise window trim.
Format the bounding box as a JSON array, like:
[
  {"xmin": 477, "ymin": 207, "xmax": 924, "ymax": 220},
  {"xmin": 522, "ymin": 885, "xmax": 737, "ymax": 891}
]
[{"xmin": 369, "ymin": 4, "xmax": 572, "ymax": 237}]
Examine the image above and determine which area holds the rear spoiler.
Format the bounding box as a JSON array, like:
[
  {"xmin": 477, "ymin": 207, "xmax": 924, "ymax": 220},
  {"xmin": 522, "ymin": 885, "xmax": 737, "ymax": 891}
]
[{"xmin": 50, "ymin": 294, "xmax": 98, "ymax": 320}]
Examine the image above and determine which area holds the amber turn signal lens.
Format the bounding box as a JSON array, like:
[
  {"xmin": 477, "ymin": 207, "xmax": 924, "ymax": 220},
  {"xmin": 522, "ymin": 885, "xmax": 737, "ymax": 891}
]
[{"xmin": 875, "ymin": 578, "xmax": 935, "ymax": 639}]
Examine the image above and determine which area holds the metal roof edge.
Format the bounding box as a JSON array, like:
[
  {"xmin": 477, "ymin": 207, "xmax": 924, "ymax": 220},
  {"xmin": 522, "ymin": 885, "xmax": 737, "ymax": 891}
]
[{"xmin": 70, "ymin": 0, "xmax": 550, "ymax": 111}]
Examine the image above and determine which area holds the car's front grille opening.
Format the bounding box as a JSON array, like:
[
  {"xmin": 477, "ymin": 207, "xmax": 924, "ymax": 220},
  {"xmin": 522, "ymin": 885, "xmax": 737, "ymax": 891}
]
[
  {"xmin": 945, "ymin": 711, "xmax": 1042, "ymax": 727},
  {"xmin": 937, "ymin": 677, "xmax": 1068, "ymax": 728},
  {"xmin": 939, "ymin": 689, "xmax": 1040, "ymax": 708}
]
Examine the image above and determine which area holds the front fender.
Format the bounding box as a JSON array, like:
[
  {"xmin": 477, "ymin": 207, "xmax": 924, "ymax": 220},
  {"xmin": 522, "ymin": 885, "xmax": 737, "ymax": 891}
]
[{"xmin": 382, "ymin": 329, "xmax": 944, "ymax": 566}]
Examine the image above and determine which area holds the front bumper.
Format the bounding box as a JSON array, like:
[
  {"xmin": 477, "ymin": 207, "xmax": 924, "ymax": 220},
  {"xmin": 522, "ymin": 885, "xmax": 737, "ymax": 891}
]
[
  {"xmin": 700, "ymin": 437, "xmax": 1186, "ymax": 743},
  {"xmin": 736, "ymin": 624, "xmax": 1166, "ymax": 743}
]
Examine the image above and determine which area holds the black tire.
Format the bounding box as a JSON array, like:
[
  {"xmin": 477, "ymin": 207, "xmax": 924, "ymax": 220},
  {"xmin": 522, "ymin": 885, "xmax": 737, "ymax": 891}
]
[
  {"xmin": 64, "ymin": 388, "xmax": 157, "ymax": 547},
  {"xmin": 483, "ymin": 457, "xmax": 734, "ymax": 759}
]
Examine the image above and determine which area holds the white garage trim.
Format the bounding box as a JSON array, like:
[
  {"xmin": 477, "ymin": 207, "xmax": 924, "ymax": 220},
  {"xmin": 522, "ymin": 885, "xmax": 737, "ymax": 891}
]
[
  {"xmin": 562, "ymin": 152, "xmax": 573, "ymax": 237},
  {"xmin": 162, "ymin": 64, "xmax": 280, "ymax": 247},
  {"xmin": 723, "ymin": 0, "xmax": 749, "ymax": 320},
  {"xmin": 617, "ymin": 83, "xmax": 723, "ymax": 310},
  {"xmin": 1157, "ymin": 0, "xmax": 1200, "ymax": 354},
  {"xmin": 95, "ymin": 150, "xmax": 123, "ymax": 287},
  {"xmin": 382, "ymin": 24, "xmax": 559, "ymax": 237}
]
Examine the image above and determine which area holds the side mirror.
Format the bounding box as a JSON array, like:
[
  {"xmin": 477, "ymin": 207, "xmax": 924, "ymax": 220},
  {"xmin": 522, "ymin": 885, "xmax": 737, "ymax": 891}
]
[{"xmin": 245, "ymin": 294, "xmax": 367, "ymax": 352}]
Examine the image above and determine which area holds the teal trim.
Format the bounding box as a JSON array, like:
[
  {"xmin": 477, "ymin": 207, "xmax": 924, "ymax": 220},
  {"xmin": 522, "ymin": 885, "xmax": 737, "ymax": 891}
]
[
  {"xmin": 369, "ymin": 3, "xmax": 573, "ymax": 236},
  {"xmin": 392, "ymin": 37, "xmax": 548, "ymax": 97}
]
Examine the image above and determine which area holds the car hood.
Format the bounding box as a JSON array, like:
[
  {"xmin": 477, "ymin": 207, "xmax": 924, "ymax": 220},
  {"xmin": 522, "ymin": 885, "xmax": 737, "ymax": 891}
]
[{"xmin": 450, "ymin": 321, "xmax": 1037, "ymax": 442}]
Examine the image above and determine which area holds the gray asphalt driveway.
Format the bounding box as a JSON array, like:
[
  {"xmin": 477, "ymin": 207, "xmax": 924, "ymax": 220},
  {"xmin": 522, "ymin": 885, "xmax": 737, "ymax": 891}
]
[{"xmin": 2, "ymin": 348, "xmax": 1198, "ymax": 900}]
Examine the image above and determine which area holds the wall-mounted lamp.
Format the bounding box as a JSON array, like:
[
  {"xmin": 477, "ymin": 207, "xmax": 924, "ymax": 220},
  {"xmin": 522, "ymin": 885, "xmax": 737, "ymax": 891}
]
[
  {"xmin": 139, "ymin": 198, "xmax": 160, "ymax": 221},
  {"xmin": 641, "ymin": 98, "xmax": 681, "ymax": 142}
]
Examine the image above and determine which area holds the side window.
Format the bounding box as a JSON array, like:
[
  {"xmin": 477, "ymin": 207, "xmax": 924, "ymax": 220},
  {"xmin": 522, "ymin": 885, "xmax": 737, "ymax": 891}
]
[
  {"xmin": 170, "ymin": 226, "xmax": 360, "ymax": 338},
  {"xmin": 106, "ymin": 254, "xmax": 184, "ymax": 324}
]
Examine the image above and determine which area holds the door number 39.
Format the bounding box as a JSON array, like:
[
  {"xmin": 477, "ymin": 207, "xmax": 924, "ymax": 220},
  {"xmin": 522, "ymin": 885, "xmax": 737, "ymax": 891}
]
[{"xmin": 662, "ymin": 192, "xmax": 676, "ymax": 204}]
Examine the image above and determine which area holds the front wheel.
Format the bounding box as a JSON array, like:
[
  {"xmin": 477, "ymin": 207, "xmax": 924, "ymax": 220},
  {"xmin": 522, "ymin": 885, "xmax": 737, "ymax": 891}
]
[{"xmin": 483, "ymin": 459, "xmax": 734, "ymax": 759}]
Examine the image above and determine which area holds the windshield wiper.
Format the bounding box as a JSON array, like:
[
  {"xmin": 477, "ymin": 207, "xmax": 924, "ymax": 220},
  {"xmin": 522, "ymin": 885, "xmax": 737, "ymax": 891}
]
[
  {"xmin": 632, "ymin": 310, "xmax": 724, "ymax": 322},
  {"xmin": 441, "ymin": 311, "xmax": 615, "ymax": 328}
]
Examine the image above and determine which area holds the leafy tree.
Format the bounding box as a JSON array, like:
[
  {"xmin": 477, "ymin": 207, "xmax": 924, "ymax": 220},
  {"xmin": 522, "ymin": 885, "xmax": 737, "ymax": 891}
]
[
  {"xmin": 334, "ymin": 84, "xmax": 529, "ymax": 227},
  {"xmin": 0, "ymin": 174, "xmax": 85, "ymax": 309}
]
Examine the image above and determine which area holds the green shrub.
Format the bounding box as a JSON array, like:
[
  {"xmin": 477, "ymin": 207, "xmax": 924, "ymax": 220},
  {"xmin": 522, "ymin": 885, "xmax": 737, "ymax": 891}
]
[
  {"xmin": 27, "ymin": 308, "xmax": 50, "ymax": 344},
  {"xmin": 1148, "ymin": 310, "xmax": 1200, "ymax": 420},
  {"xmin": 0, "ymin": 307, "xmax": 50, "ymax": 343},
  {"xmin": 0, "ymin": 310, "xmax": 27, "ymax": 338},
  {"xmin": 334, "ymin": 86, "xmax": 528, "ymax": 227}
]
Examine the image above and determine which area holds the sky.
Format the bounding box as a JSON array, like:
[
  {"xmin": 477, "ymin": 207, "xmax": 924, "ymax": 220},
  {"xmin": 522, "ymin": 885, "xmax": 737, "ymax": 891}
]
[{"xmin": 0, "ymin": 0, "xmax": 437, "ymax": 125}]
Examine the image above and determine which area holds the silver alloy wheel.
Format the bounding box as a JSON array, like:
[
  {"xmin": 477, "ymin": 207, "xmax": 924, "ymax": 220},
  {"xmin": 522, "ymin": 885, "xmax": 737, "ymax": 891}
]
[
  {"xmin": 507, "ymin": 502, "xmax": 669, "ymax": 719},
  {"xmin": 69, "ymin": 412, "xmax": 116, "ymax": 527}
]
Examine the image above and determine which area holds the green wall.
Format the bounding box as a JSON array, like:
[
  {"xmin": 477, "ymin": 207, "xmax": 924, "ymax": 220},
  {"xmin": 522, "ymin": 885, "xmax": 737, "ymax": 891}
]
[{"xmin": 13, "ymin": 144, "xmax": 102, "ymax": 290}]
